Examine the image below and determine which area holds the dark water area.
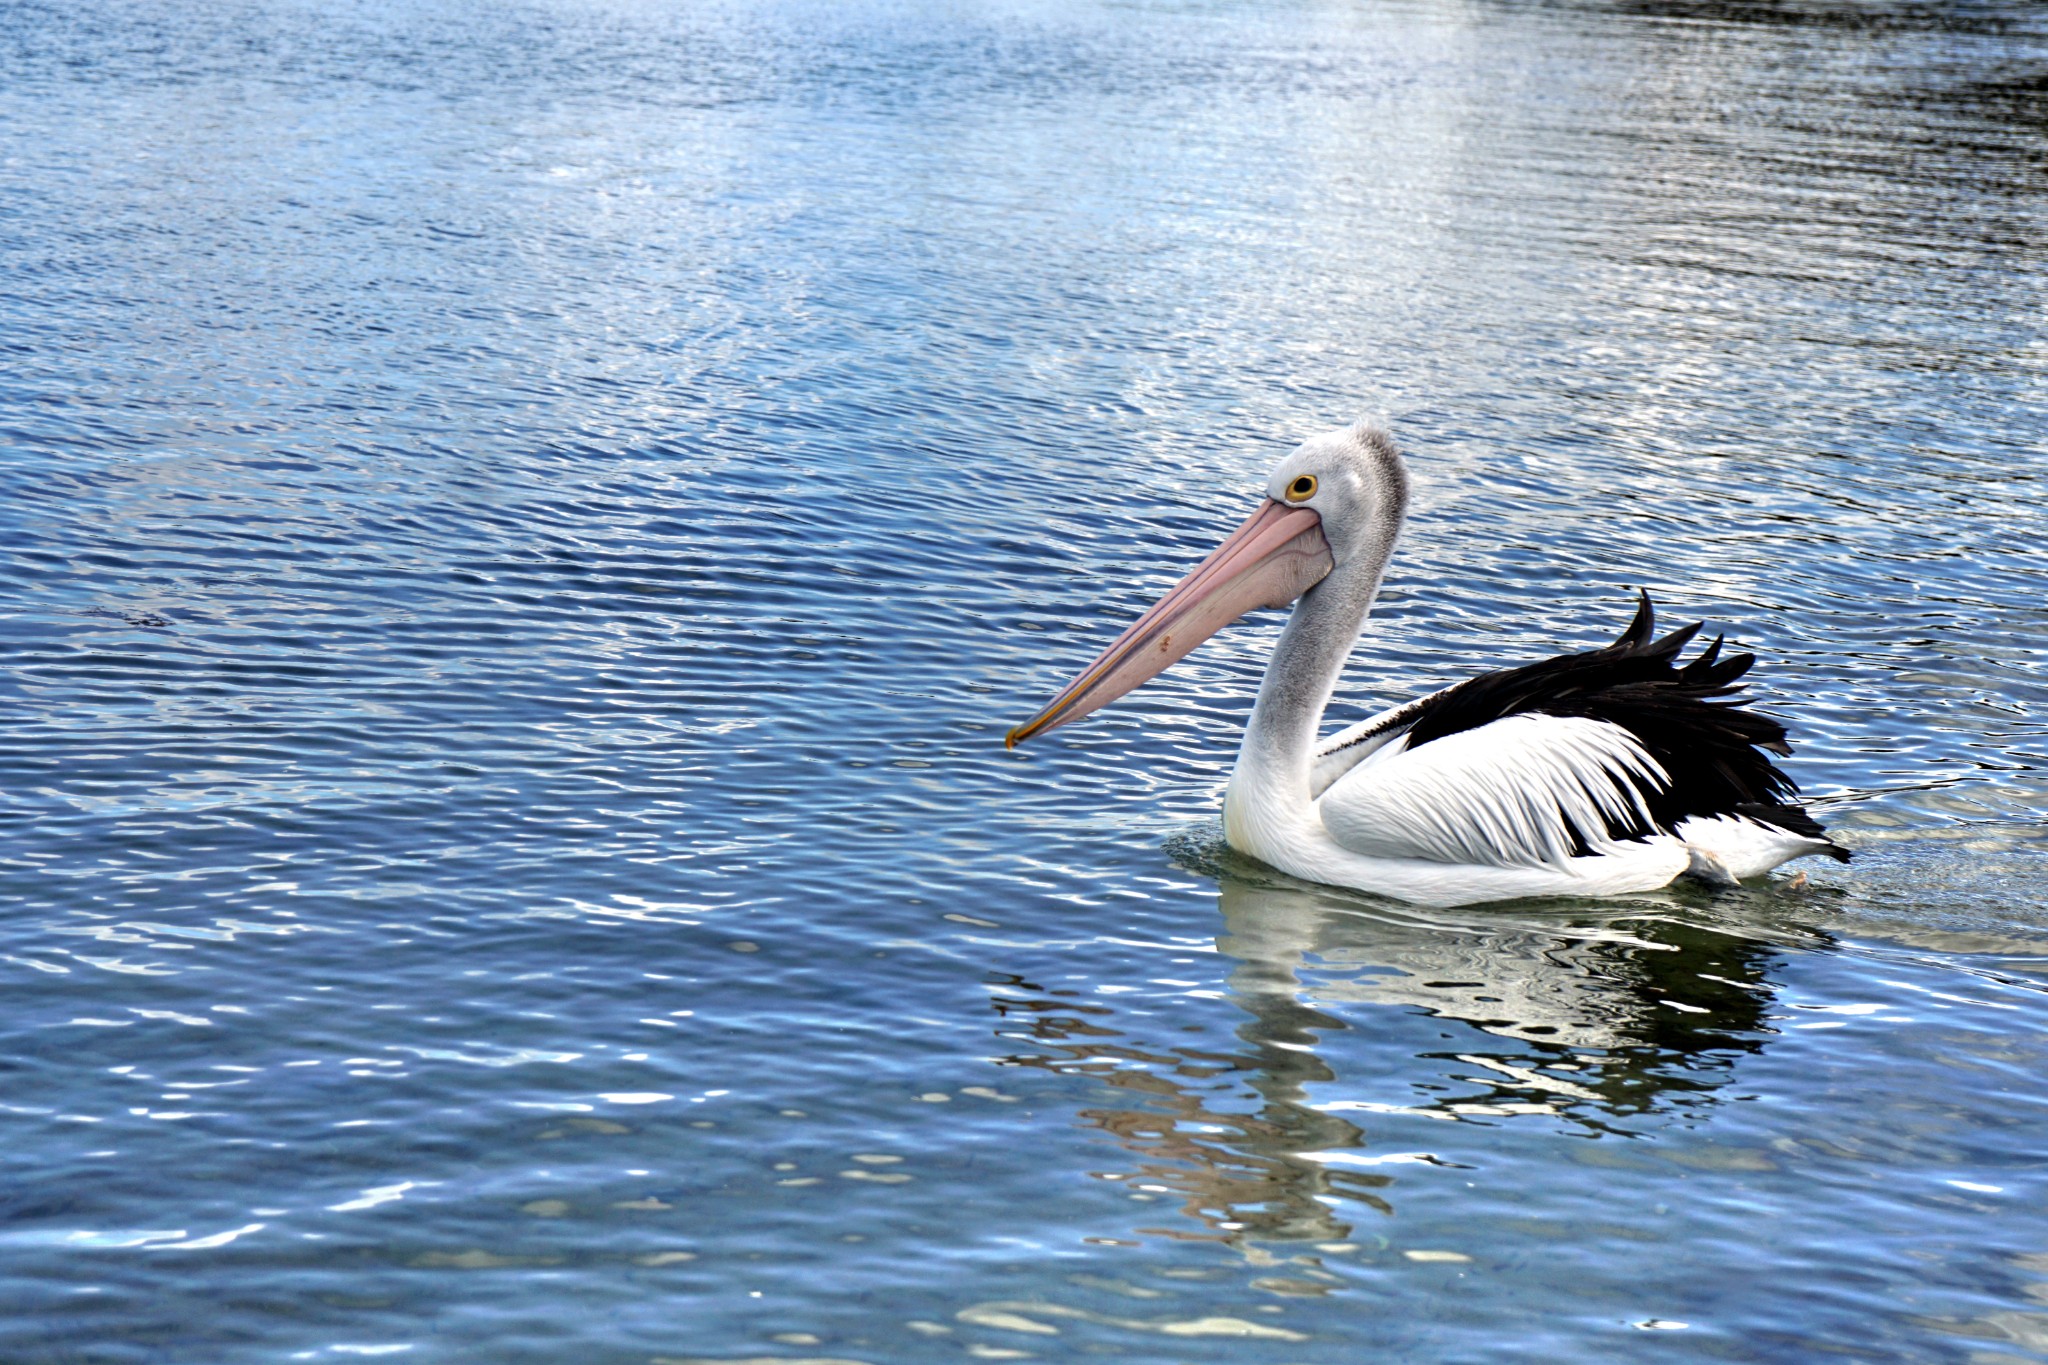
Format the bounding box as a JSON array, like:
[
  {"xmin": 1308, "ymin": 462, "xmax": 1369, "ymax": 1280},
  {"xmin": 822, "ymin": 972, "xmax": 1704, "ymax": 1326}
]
[{"xmin": 2, "ymin": 0, "xmax": 2046, "ymax": 1359}]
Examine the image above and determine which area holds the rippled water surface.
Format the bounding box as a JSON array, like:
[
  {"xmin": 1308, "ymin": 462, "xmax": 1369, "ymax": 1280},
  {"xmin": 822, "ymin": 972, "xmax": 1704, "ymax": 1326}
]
[{"xmin": 4, "ymin": 0, "xmax": 2048, "ymax": 1359}]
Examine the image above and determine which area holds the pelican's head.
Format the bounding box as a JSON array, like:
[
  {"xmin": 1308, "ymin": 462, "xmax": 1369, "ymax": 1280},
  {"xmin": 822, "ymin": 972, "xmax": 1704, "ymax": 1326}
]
[
  {"xmin": 1007, "ymin": 422, "xmax": 1408, "ymax": 748},
  {"xmin": 1259, "ymin": 422, "xmax": 1409, "ymax": 568}
]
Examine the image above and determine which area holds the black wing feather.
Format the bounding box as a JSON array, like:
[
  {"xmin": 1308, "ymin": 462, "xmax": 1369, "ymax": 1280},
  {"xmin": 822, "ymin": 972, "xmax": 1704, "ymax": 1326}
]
[{"xmin": 1399, "ymin": 591, "xmax": 1842, "ymax": 856}]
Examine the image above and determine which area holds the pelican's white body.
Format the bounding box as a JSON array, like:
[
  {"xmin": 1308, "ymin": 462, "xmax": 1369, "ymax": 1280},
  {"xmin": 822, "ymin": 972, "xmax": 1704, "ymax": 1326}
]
[
  {"xmin": 1207, "ymin": 425, "xmax": 1838, "ymax": 908},
  {"xmin": 1228, "ymin": 706, "xmax": 1831, "ymax": 907}
]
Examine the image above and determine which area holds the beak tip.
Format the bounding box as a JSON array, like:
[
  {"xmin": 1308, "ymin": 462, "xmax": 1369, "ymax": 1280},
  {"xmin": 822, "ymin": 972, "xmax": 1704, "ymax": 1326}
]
[{"xmin": 1005, "ymin": 714, "xmax": 1058, "ymax": 748}]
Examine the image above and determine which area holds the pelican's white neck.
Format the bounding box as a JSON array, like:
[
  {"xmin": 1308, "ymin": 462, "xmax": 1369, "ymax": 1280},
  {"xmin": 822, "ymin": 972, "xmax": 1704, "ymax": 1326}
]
[{"xmin": 1223, "ymin": 550, "xmax": 1392, "ymax": 848}]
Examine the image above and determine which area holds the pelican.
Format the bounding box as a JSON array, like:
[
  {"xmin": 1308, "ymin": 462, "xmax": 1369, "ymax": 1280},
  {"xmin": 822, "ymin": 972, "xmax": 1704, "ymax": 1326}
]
[{"xmin": 1007, "ymin": 422, "xmax": 1847, "ymax": 907}]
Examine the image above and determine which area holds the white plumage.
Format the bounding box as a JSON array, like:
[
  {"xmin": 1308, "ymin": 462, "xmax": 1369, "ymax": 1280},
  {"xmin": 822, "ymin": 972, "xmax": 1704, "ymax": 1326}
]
[{"xmin": 1319, "ymin": 715, "xmax": 1666, "ymax": 868}]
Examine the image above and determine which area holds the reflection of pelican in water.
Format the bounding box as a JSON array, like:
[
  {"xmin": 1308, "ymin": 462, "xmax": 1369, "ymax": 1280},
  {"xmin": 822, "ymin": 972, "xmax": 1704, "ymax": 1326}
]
[
  {"xmin": 992, "ymin": 866, "xmax": 1813, "ymax": 1248},
  {"xmin": 1212, "ymin": 874, "xmax": 1793, "ymax": 1119}
]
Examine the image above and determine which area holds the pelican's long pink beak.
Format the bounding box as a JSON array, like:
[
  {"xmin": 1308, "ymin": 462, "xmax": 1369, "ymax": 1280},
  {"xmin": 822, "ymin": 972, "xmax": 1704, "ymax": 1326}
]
[{"xmin": 1006, "ymin": 500, "xmax": 1333, "ymax": 748}]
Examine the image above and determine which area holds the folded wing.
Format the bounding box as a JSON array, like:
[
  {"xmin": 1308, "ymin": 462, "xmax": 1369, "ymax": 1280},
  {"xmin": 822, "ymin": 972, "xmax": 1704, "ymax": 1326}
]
[
  {"xmin": 1318, "ymin": 714, "xmax": 1669, "ymax": 867},
  {"xmin": 1312, "ymin": 592, "xmax": 1849, "ymax": 869}
]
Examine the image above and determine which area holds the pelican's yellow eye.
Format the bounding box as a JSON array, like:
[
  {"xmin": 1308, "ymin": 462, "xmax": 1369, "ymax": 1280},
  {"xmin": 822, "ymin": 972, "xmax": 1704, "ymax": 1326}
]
[{"xmin": 1284, "ymin": 474, "xmax": 1317, "ymax": 503}]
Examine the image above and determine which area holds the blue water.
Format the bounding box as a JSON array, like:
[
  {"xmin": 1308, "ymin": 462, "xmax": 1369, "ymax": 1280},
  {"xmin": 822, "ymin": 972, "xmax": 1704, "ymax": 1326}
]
[{"xmin": 3, "ymin": 0, "xmax": 2047, "ymax": 1360}]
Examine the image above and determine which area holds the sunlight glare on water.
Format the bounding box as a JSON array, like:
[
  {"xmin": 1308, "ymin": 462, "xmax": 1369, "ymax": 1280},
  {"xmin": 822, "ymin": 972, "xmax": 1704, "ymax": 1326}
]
[{"xmin": 1, "ymin": 0, "xmax": 2046, "ymax": 1360}]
